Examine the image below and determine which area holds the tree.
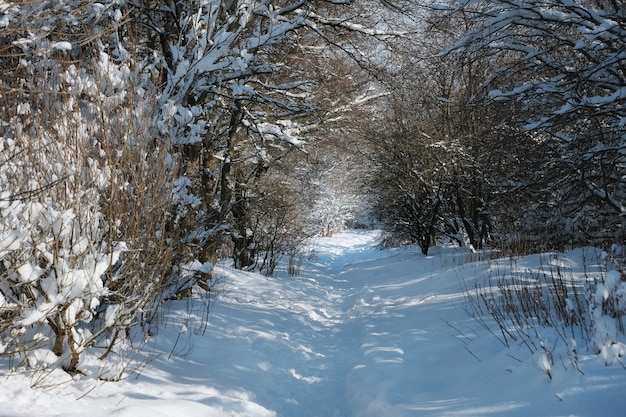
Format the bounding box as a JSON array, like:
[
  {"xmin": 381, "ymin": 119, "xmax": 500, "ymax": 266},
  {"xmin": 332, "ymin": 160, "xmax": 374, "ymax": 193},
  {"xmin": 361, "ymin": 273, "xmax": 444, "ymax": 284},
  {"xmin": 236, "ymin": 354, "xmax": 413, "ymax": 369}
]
[
  {"xmin": 445, "ymin": 0, "xmax": 626, "ymax": 248},
  {"xmin": 134, "ymin": 0, "xmax": 403, "ymax": 271},
  {"xmin": 363, "ymin": 4, "xmax": 502, "ymax": 253}
]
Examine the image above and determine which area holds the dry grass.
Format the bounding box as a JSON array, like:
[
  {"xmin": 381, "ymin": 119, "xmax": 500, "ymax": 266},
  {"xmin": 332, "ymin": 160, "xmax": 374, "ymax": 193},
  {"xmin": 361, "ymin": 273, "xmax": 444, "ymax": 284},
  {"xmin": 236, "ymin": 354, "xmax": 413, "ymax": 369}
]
[{"xmin": 462, "ymin": 253, "xmax": 598, "ymax": 375}]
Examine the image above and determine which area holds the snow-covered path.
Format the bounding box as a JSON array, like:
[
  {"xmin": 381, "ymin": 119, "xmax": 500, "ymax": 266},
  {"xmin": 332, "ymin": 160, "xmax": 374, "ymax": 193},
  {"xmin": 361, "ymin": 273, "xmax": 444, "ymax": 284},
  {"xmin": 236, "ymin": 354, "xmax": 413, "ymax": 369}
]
[
  {"xmin": 206, "ymin": 231, "xmax": 388, "ymax": 417},
  {"xmin": 2, "ymin": 230, "xmax": 626, "ymax": 416}
]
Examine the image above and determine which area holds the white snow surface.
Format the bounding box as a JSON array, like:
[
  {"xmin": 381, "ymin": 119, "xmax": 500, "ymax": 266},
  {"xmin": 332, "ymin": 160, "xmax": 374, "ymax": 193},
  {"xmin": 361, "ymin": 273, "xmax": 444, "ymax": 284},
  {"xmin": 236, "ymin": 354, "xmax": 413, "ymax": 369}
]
[{"xmin": 2, "ymin": 230, "xmax": 626, "ymax": 416}]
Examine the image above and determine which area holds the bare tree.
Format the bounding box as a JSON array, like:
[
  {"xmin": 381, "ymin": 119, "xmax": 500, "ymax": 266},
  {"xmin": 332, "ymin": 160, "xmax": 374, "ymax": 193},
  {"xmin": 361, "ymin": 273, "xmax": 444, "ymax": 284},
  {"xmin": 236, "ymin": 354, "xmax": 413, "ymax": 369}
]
[{"xmin": 363, "ymin": 5, "xmax": 505, "ymax": 253}]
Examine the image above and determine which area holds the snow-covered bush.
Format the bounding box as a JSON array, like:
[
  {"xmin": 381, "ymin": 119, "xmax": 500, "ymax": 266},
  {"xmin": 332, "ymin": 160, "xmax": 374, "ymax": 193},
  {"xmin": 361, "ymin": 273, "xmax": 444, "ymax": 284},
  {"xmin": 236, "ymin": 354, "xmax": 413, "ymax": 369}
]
[
  {"xmin": 0, "ymin": 0, "xmax": 182, "ymax": 378},
  {"xmin": 590, "ymin": 268, "xmax": 626, "ymax": 365},
  {"xmin": 248, "ymin": 173, "xmax": 316, "ymax": 277},
  {"xmin": 0, "ymin": 197, "xmax": 125, "ymax": 370},
  {"xmin": 0, "ymin": 87, "xmax": 125, "ymax": 374}
]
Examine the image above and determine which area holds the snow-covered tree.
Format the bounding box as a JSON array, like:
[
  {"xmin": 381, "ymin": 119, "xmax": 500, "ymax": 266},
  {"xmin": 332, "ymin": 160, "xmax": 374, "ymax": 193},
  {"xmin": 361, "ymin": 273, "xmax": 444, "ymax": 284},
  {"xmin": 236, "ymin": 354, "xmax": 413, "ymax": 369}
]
[
  {"xmin": 362, "ymin": 5, "xmax": 503, "ymax": 253},
  {"xmin": 134, "ymin": 0, "xmax": 398, "ymax": 270},
  {"xmin": 445, "ymin": 0, "xmax": 626, "ymax": 248}
]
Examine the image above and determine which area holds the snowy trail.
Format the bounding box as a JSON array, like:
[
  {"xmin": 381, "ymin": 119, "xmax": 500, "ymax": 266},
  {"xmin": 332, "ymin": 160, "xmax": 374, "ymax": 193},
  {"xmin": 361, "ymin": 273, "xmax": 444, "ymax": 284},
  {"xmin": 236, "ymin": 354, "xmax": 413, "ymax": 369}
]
[
  {"xmin": 209, "ymin": 231, "xmax": 387, "ymax": 417},
  {"xmin": 203, "ymin": 231, "xmax": 626, "ymax": 417},
  {"xmin": 203, "ymin": 231, "xmax": 485, "ymax": 417}
]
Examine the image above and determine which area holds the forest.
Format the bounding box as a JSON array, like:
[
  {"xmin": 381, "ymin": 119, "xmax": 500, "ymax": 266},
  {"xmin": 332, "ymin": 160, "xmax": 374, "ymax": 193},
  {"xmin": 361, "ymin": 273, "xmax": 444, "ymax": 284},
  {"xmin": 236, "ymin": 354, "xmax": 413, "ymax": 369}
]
[{"xmin": 0, "ymin": 0, "xmax": 624, "ymax": 380}]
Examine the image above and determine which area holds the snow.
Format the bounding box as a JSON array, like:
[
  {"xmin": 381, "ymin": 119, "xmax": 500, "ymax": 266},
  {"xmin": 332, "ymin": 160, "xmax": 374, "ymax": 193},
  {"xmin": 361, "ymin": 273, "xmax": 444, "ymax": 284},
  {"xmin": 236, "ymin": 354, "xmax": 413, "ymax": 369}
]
[
  {"xmin": 51, "ymin": 41, "xmax": 72, "ymax": 52},
  {"xmin": 2, "ymin": 230, "xmax": 626, "ymax": 416}
]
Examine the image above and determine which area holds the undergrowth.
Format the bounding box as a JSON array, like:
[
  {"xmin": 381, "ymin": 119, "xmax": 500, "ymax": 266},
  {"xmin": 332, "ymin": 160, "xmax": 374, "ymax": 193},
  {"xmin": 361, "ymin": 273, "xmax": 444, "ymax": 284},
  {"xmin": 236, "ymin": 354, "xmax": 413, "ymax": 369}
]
[{"xmin": 463, "ymin": 246, "xmax": 626, "ymax": 379}]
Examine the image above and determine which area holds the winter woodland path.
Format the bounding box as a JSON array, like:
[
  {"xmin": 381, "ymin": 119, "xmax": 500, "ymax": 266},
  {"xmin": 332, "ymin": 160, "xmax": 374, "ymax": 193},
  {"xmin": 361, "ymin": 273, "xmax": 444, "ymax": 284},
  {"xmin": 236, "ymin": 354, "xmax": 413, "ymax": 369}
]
[
  {"xmin": 2, "ymin": 230, "xmax": 626, "ymax": 417},
  {"xmin": 206, "ymin": 231, "xmax": 402, "ymax": 417}
]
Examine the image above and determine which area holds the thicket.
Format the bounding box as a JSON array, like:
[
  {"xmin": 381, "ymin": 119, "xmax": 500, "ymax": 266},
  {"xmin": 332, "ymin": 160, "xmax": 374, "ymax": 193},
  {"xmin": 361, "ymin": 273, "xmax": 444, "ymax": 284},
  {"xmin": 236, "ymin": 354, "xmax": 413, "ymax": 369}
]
[{"xmin": 0, "ymin": 1, "xmax": 187, "ymax": 378}]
